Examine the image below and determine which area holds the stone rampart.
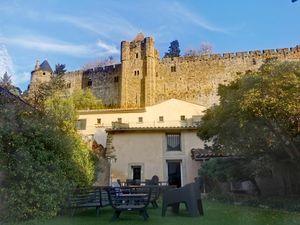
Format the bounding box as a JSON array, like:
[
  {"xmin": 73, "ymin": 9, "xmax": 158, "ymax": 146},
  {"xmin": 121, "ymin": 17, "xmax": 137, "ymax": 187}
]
[{"xmin": 61, "ymin": 43, "xmax": 300, "ymax": 108}]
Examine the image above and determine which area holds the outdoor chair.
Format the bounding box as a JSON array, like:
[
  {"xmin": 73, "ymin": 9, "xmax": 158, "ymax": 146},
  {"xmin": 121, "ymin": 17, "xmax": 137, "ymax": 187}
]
[
  {"xmin": 161, "ymin": 180, "xmax": 204, "ymax": 217},
  {"xmin": 145, "ymin": 175, "xmax": 160, "ymax": 208},
  {"xmin": 107, "ymin": 186, "xmax": 152, "ymax": 220},
  {"xmin": 125, "ymin": 179, "xmax": 134, "ymax": 186}
]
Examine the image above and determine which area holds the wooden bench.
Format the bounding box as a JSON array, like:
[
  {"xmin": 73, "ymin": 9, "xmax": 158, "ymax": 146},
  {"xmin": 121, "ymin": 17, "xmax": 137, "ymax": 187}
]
[
  {"xmin": 68, "ymin": 187, "xmax": 110, "ymax": 216},
  {"xmin": 107, "ymin": 186, "xmax": 151, "ymax": 220}
]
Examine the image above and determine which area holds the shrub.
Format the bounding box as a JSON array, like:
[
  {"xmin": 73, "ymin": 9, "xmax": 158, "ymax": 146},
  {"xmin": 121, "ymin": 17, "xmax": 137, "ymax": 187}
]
[
  {"xmin": 0, "ymin": 101, "xmax": 95, "ymax": 222},
  {"xmin": 207, "ymin": 192, "xmax": 300, "ymax": 212}
]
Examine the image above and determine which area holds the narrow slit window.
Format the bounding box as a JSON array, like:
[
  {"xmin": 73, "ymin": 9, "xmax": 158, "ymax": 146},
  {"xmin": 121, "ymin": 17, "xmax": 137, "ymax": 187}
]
[{"xmin": 87, "ymin": 79, "xmax": 92, "ymax": 86}]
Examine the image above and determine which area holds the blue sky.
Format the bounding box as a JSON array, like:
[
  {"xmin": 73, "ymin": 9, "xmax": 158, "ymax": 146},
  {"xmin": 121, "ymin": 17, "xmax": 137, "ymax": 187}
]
[{"xmin": 0, "ymin": 0, "xmax": 299, "ymax": 90}]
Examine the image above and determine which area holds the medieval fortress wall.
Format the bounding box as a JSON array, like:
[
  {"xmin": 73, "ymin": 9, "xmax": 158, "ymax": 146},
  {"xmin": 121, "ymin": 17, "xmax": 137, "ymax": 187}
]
[
  {"xmin": 30, "ymin": 34, "xmax": 300, "ymax": 108},
  {"xmin": 156, "ymin": 46, "xmax": 300, "ymax": 107}
]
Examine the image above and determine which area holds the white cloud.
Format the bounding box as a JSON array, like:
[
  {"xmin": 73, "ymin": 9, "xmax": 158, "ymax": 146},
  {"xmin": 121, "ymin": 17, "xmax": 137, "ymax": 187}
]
[
  {"xmin": 0, "ymin": 44, "xmax": 29, "ymax": 89},
  {"xmin": 96, "ymin": 40, "xmax": 119, "ymax": 54},
  {"xmin": 170, "ymin": 2, "xmax": 228, "ymax": 33},
  {"xmin": 47, "ymin": 13, "xmax": 139, "ymax": 39},
  {"xmin": 0, "ymin": 44, "xmax": 14, "ymax": 77},
  {"xmin": 50, "ymin": 15, "xmax": 110, "ymax": 38},
  {"xmin": 0, "ymin": 36, "xmax": 92, "ymax": 56}
]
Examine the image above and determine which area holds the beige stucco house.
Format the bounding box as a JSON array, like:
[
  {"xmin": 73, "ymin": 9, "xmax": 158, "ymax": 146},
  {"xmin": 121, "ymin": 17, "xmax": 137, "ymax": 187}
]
[{"xmin": 77, "ymin": 99, "xmax": 206, "ymax": 187}]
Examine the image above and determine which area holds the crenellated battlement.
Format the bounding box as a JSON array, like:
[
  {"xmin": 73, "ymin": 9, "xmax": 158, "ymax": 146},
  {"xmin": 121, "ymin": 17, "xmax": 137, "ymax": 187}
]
[
  {"xmin": 160, "ymin": 45, "xmax": 300, "ymax": 64},
  {"xmin": 82, "ymin": 64, "xmax": 121, "ymax": 75}
]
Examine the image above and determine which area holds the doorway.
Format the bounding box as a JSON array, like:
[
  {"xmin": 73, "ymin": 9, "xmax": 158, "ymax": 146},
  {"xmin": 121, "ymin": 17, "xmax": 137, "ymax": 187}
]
[
  {"xmin": 132, "ymin": 166, "xmax": 141, "ymax": 181},
  {"xmin": 167, "ymin": 161, "xmax": 182, "ymax": 187}
]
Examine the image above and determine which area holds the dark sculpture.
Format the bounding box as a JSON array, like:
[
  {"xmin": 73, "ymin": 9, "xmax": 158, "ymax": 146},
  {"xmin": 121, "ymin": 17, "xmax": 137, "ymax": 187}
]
[{"xmin": 161, "ymin": 178, "xmax": 204, "ymax": 217}]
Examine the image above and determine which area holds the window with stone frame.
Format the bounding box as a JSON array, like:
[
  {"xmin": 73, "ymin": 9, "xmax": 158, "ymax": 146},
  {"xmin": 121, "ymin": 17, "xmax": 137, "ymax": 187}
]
[
  {"xmin": 76, "ymin": 119, "xmax": 87, "ymax": 130},
  {"xmin": 138, "ymin": 117, "xmax": 143, "ymax": 123},
  {"xmin": 159, "ymin": 116, "xmax": 164, "ymax": 122},
  {"xmin": 166, "ymin": 133, "xmax": 181, "ymax": 151}
]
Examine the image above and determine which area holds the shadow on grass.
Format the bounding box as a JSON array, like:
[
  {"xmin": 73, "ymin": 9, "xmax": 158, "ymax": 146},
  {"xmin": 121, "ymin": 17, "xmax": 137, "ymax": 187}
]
[{"xmin": 10, "ymin": 200, "xmax": 300, "ymax": 225}]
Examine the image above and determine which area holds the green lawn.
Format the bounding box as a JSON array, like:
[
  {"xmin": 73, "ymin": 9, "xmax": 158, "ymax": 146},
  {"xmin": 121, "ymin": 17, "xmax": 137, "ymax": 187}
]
[{"xmin": 14, "ymin": 200, "xmax": 300, "ymax": 225}]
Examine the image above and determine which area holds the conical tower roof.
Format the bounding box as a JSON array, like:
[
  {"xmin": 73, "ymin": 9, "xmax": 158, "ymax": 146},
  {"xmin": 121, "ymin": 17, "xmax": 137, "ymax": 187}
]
[{"xmin": 39, "ymin": 60, "xmax": 53, "ymax": 73}]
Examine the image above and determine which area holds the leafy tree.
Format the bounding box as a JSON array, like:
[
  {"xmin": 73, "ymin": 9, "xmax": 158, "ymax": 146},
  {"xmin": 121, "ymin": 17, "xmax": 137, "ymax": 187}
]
[
  {"xmin": 0, "ymin": 79, "xmax": 98, "ymax": 222},
  {"xmin": 71, "ymin": 89, "xmax": 104, "ymax": 110},
  {"xmin": 200, "ymin": 158, "xmax": 267, "ymax": 195},
  {"xmin": 197, "ymin": 60, "xmax": 300, "ymax": 194},
  {"xmin": 199, "ymin": 42, "xmax": 213, "ymax": 55},
  {"xmin": 184, "ymin": 41, "xmax": 213, "ymax": 57},
  {"xmin": 26, "ymin": 75, "xmax": 66, "ymax": 110},
  {"xmin": 54, "ymin": 63, "xmax": 66, "ymax": 76},
  {"xmin": 82, "ymin": 56, "xmax": 117, "ymax": 70},
  {"xmin": 0, "ymin": 95, "xmax": 95, "ymax": 222},
  {"xmin": 0, "ymin": 72, "xmax": 21, "ymax": 95},
  {"xmin": 164, "ymin": 40, "xmax": 180, "ymax": 58},
  {"xmin": 198, "ymin": 60, "xmax": 300, "ymax": 159},
  {"xmin": 0, "ymin": 72, "xmax": 12, "ymax": 88}
]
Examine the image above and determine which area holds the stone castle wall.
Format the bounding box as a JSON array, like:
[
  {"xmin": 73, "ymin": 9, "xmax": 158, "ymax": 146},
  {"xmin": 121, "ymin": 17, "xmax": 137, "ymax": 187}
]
[
  {"xmin": 156, "ymin": 46, "xmax": 300, "ymax": 106},
  {"xmin": 33, "ymin": 36, "xmax": 300, "ymax": 109},
  {"xmin": 64, "ymin": 64, "xmax": 121, "ymax": 107}
]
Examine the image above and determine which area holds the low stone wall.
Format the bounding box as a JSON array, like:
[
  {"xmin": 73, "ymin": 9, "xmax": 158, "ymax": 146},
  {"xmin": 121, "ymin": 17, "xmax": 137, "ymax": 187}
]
[{"xmin": 93, "ymin": 158, "xmax": 110, "ymax": 186}]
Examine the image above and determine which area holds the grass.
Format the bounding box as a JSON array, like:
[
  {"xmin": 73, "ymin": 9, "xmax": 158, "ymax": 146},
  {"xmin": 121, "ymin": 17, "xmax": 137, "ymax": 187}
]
[{"xmin": 13, "ymin": 200, "xmax": 300, "ymax": 225}]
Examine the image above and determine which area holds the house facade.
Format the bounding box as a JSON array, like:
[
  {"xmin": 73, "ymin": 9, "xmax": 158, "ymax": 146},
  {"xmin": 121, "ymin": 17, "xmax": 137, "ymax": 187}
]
[{"xmin": 77, "ymin": 99, "xmax": 206, "ymax": 186}]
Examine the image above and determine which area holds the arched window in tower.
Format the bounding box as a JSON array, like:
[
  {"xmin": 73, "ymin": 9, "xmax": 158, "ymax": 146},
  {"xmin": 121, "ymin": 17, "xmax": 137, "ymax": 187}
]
[
  {"xmin": 87, "ymin": 79, "xmax": 92, "ymax": 87},
  {"xmin": 66, "ymin": 82, "xmax": 71, "ymax": 88},
  {"xmin": 171, "ymin": 65, "xmax": 176, "ymax": 72},
  {"xmin": 136, "ymin": 53, "xmax": 139, "ymax": 58}
]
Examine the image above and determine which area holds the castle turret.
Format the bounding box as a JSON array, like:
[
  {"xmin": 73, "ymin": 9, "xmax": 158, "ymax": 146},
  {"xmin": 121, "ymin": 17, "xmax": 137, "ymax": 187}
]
[
  {"xmin": 28, "ymin": 59, "xmax": 53, "ymax": 93},
  {"xmin": 120, "ymin": 41, "xmax": 130, "ymax": 108},
  {"xmin": 120, "ymin": 33, "xmax": 159, "ymax": 108},
  {"xmin": 144, "ymin": 37, "xmax": 158, "ymax": 106}
]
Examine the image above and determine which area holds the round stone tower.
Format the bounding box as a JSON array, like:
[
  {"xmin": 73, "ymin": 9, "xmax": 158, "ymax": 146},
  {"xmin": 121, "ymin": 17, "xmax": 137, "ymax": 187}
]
[{"xmin": 28, "ymin": 59, "xmax": 53, "ymax": 93}]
